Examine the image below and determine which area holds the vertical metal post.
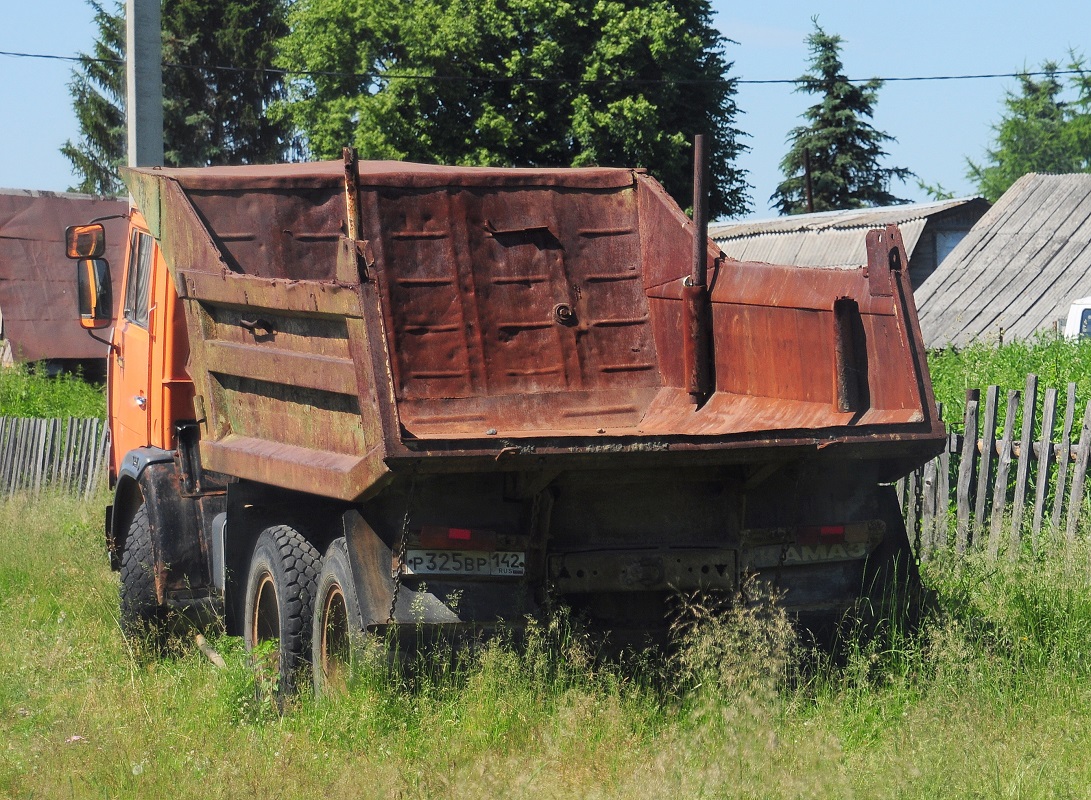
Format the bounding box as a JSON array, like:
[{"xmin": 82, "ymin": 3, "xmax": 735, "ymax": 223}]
[
  {"xmin": 684, "ymin": 134, "xmax": 712, "ymax": 402},
  {"xmin": 126, "ymin": 0, "xmax": 164, "ymax": 168}
]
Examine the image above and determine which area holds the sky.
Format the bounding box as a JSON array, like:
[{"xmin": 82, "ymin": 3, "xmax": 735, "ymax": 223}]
[{"xmin": 0, "ymin": 0, "xmax": 1088, "ymax": 221}]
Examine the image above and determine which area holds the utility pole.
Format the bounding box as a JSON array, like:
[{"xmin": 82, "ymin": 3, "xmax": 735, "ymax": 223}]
[{"xmin": 126, "ymin": 0, "xmax": 163, "ymax": 168}]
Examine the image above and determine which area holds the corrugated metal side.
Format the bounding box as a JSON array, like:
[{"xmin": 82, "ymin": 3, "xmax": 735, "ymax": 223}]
[
  {"xmin": 916, "ymin": 174, "xmax": 1091, "ymax": 347},
  {"xmin": 709, "ymin": 197, "xmax": 981, "ymax": 240},
  {"xmin": 715, "ymin": 219, "xmax": 927, "ymax": 269},
  {"xmin": 0, "ymin": 190, "xmax": 127, "ymax": 361}
]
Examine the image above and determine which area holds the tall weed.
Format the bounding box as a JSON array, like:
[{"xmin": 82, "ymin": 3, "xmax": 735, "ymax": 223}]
[
  {"xmin": 0, "ymin": 361, "xmax": 105, "ymax": 418},
  {"xmin": 928, "ymin": 334, "xmax": 1091, "ymax": 428}
]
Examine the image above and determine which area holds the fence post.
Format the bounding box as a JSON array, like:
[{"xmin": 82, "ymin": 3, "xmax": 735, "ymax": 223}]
[
  {"xmin": 1010, "ymin": 373, "xmax": 1038, "ymax": 558},
  {"xmin": 956, "ymin": 398, "xmax": 979, "ymax": 553},
  {"xmin": 1066, "ymin": 401, "xmax": 1091, "ymax": 541},
  {"xmin": 975, "ymin": 385, "xmax": 1001, "ymax": 546},
  {"xmin": 987, "ymin": 390, "xmax": 1020, "ymax": 559},
  {"xmin": 1052, "ymin": 383, "xmax": 1078, "ymax": 530},
  {"xmin": 1032, "ymin": 386, "xmax": 1059, "ymax": 551}
]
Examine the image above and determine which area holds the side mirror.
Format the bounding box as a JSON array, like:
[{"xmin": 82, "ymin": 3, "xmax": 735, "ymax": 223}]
[
  {"xmin": 65, "ymin": 223, "xmax": 106, "ymax": 259},
  {"xmin": 77, "ymin": 258, "xmax": 114, "ymax": 329}
]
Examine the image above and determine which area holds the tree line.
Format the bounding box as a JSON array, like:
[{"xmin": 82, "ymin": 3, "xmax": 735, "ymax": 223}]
[{"xmin": 64, "ymin": 1, "xmax": 1091, "ymax": 218}]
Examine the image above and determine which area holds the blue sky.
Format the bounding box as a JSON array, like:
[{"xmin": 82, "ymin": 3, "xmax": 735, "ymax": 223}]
[{"xmin": 1, "ymin": 1, "xmax": 1088, "ymax": 220}]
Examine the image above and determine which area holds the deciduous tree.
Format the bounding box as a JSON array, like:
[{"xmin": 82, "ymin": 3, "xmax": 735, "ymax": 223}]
[{"xmin": 275, "ymin": 0, "xmax": 751, "ymax": 218}]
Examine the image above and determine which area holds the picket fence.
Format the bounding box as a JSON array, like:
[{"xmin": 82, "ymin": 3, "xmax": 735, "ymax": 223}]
[
  {"xmin": 901, "ymin": 374, "xmax": 1091, "ymax": 559},
  {"xmin": 0, "ymin": 417, "xmax": 108, "ymax": 498}
]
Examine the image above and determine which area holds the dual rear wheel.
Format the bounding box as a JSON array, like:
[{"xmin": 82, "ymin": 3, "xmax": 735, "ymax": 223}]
[{"xmin": 242, "ymin": 529, "xmax": 358, "ymax": 698}]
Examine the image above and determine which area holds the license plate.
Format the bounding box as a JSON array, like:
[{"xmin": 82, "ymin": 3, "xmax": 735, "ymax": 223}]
[{"xmin": 403, "ymin": 550, "xmax": 526, "ymax": 577}]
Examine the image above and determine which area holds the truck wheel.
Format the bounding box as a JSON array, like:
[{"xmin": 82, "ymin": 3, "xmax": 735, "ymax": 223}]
[
  {"xmin": 244, "ymin": 526, "xmax": 320, "ymax": 697},
  {"xmin": 312, "ymin": 537, "xmax": 362, "ymax": 697},
  {"xmin": 119, "ymin": 502, "xmax": 162, "ymax": 640}
]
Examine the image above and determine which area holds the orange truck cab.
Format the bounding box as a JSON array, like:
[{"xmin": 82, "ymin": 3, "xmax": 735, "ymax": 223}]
[{"xmin": 66, "ymin": 153, "xmax": 945, "ymax": 696}]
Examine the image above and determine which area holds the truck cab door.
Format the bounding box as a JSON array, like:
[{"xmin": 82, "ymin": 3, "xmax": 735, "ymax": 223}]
[{"xmin": 110, "ymin": 227, "xmax": 156, "ymax": 463}]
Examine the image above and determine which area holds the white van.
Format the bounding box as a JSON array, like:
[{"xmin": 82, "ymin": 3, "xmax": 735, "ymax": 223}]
[{"xmin": 1064, "ymin": 298, "xmax": 1091, "ymax": 339}]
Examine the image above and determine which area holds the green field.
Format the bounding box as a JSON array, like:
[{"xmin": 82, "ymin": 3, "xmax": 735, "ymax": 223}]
[
  {"xmin": 4, "ymin": 491, "xmax": 1091, "ymax": 799},
  {"xmin": 4, "ymin": 340, "xmax": 1091, "ymax": 797}
]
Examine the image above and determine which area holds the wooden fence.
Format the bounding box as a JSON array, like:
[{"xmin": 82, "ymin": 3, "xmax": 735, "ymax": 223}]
[
  {"xmin": 902, "ymin": 374, "xmax": 1091, "ymax": 559},
  {"xmin": 0, "ymin": 417, "xmax": 108, "ymax": 498}
]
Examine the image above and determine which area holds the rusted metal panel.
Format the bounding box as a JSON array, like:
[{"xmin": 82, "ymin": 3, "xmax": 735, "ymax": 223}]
[
  {"xmin": 202, "ymin": 341, "xmax": 358, "ymax": 396},
  {"xmin": 122, "ymin": 162, "xmax": 944, "ymax": 504},
  {"xmin": 0, "ymin": 189, "xmax": 127, "ymax": 362},
  {"xmin": 178, "ymin": 269, "xmax": 362, "ymax": 318}
]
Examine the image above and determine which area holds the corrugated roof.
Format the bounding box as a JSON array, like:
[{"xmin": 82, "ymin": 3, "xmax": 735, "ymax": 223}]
[
  {"xmin": 709, "ymin": 197, "xmax": 986, "ymax": 269},
  {"xmin": 915, "ymin": 174, "xmax": 1091, "ymax": 348},
  {"xmin": 0, "ymin": 189, "xmax": 128, "ymax": 362}
]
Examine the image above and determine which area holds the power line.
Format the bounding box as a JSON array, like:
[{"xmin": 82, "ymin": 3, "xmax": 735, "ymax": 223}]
[{"xmin": 0, "ymin": 47, "xmax": 1086, "ymax": 86}]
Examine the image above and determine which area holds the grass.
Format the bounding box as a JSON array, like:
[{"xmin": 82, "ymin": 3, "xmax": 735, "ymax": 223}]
[
  {"xmin": 0, "ymin": 362, "xmax": 105, "ymax": 419},
  {"xmin": 6, "ymin": 492, "xmax": 1091, "ymax": 798},
  {"xmin": 928, "ymin": 334, "xmax": 1091, "ymax": 428}
]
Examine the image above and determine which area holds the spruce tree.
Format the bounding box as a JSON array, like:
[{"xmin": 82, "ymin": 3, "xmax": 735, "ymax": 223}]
[
  {"xmin": 771, "ymin": 20, "xmax": 910, "ymax": 215},
  {"xmin": 63, "ymin": 0, "xmax": 295, "ymax": 196},
  {"xmin": 968, "ymin": 60, "xmax": 1091, "ymax": 202},
  {"xmin": 61, "ymin": 1, "xmax": 125, "ymax": 196}
]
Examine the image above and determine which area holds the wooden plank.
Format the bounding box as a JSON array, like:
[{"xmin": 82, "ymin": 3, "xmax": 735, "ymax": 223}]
[
  {"xmin": 90, "ymin": 420, "xmax": 109, "ymax": 495},
  {"xmin": 42, "ymin": 418, "xmax": 58, "ymax": 487},
  {"xmin": 59, "ymin": 417, "xmax": 75, "ymax": 492},
  {"xmin": 73, "ymin": 420, "xmax": 92, "ymax": 497},
  {"xmin": 988, "ymin": 390, "xmax": 1020, "ymax": 559},
  {"xmin": 895, "ymin": 477, "xmax": 906, "ymax": 510},
  {"xmin": 33, "ymin": 419, "xmax": 49, "ymax": 494},
  {"xmin": 921, "ymin": 457, "xmax": 938, "ymax": 559},
  {"xmin": 202, "ymin": 340, "xmax": 359, "ymax": 397},
  {"xmin": 1066, "ymin": 399, "xmax": 1091, "ymax": 542},
  {"xmin": 1032, "ymin": 386, "xmax": 1058, "ymax": 550},
  {"xmin": 936, "ymin": 429, "xmax": 951, "ymax": 550},
  {"xmin": 83, "ymin": 420, "xmax": 102, "ymax": 498},
  {"xmin": 974, "ymin": 385, "xmax": 1000, "ymax": 540},
  {"xmin": 2, "ymin": 418, "xmax": 19, "ymax": 496},
  {"xmin": 1010, "ymin": 373, "xmax": 1038, "ymax": 557},
  {"xmin": 179, "ymin": 269, "xmax": 364, "ymax": 319},
  {"xmin": 906, "ymin": 469, "xmax": 921, "ymax": 551},
  {"xmin": 956, "ymin": 399, "xmax": 979, "ymax": 553},
  {"xmin": 0, "ymin": 417, "xmax": 12, "ymax": 491},
  {"xmin": 1053, "ymin": 383, "xmax": 1078, "ymax": 530},
  {"xmin": 10, "ymin": 418, "xmax": 28, "ymax": 496}
]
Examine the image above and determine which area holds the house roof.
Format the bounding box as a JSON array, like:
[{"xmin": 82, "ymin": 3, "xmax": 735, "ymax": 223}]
[
  {"xmin": 708, "ymin": 197, "xmax": 987, "ymax": 269},
  {"xmin": 915, "ymin": 173, "xmax": 1091, "ymax": 348},
  {"xmin": 0, "ymin": 188, "xmax": 128, "ymax": 362}
]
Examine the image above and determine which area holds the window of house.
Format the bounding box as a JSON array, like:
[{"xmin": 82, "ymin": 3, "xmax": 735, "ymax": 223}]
[{"xmin": 935, "ymin": 230, "xmax": 967, "ymax": 266}]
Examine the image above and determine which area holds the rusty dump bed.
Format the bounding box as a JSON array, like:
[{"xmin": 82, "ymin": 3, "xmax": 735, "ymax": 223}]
[{"xmin": 123, "ymin": 159, "xmax": 944, "ymax": 502}]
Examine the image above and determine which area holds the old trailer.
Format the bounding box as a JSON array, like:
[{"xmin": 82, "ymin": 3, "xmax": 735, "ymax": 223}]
[{"xmin": 67, "ymin": 151, "xmax": 944, "ymax": 693}]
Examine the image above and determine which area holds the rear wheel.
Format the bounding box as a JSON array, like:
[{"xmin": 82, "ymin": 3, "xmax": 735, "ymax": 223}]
[
  {"xmin": 312, "ymin": 537, "xmax": 362, "ymax": 697},
  {"xmin": 244, "ymin": 525, "xmax": 320, "ymax": 697}
]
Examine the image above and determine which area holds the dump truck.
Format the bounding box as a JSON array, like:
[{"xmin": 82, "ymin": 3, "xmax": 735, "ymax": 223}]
[{"xmin": 66, "ymin": 149, "xmax": 945, "ymax": 693}]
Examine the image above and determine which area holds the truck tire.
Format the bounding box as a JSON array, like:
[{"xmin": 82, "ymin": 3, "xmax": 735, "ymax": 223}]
[
  {"xmin": 119, "ymin": 502, "xmax": 162, "ymax": 640},
  {"xmin": 312, "ymin": 537, "xmax": 362, "ymax": 697},
  {"xmin": 244, "ymin": 525, "xmax": 320, "ymax": 697}
]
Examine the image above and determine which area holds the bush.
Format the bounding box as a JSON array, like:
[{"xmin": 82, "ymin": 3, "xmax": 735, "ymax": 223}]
[{"xmin": 0, "ymin": 362, "xmax": 105, "ymax": 418}]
